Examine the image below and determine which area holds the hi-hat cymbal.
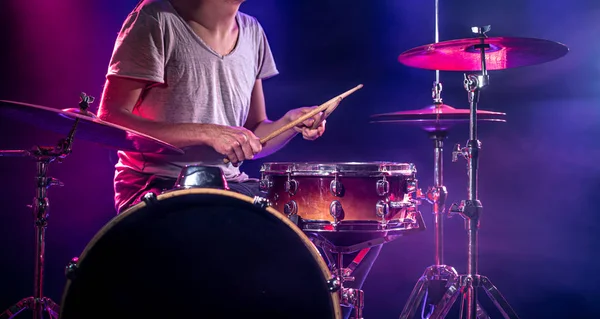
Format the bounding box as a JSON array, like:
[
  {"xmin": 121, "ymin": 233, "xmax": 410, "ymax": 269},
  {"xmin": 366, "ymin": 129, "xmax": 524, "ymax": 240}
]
[
  {"xmin": 370, "ymin": 104, "xmax": 506, "ymax": 132},
  {"xmin": 0, "ymin": 100, "xmax": 184, "ymax": 155},
  {"xmin": 398, "ymin": 37, "xmax": 569, "ymax": 71}
]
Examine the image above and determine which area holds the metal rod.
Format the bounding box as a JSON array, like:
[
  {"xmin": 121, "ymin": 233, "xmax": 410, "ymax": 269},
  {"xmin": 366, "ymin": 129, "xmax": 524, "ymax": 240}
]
[
  {"xmin": 463, "ymin": 32, "xmax": 487, "ymax": 318},
  {"xmin": 434, "ymin": 0, "xmax": 439, "ymax": 83},
  {"xmin": 431, "ymin": 0, "xmax": 446, "ymax": 266},
  {"xmin": 433, "ymin": 135, "xmax": 445, "ymax": 266},
  {"xmin": 466, "ymin": 89, "xmax": 479, "ymax": 319},
  {"xmin": 0, "ymin": 150, "xmax": 30, "ymax": 157},
  {"xmin": 33, "ymin": 161, "xmax": 49, "ymax": 319}
]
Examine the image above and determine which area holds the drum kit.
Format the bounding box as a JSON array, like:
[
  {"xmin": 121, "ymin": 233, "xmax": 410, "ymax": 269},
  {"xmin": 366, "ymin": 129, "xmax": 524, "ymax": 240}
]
[{"xmin": 0, "ymin": 8, "xmax": 568, "ymax": 319}]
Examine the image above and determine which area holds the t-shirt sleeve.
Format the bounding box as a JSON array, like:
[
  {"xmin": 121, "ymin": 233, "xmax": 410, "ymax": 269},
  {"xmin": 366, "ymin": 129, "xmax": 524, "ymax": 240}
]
[
  {"xmin": 256, "ymin": 23, "xmax": 279, "ymax": 80},
  {"xmin": 106, "ymin": 9, "xmax": 165, "ymax": 84}
]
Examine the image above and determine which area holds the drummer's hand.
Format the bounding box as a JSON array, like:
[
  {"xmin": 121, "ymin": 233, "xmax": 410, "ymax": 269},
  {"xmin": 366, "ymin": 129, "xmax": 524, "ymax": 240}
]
[
  {"xmin": 204, "ymin": 124, "xmax": 262, "ymax": 166},
  {"xmin": 286, "ymin": 106, "xmax": 327, "ymax": 141}
]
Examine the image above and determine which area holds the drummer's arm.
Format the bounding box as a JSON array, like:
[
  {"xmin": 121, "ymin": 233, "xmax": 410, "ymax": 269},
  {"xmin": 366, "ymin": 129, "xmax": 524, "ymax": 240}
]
[
  {"xmin": 97, "ymin": 76, "xmax": 215, "ymax": 149},
  {"xmin": 244, "ymin": 79, "xmax": 326, "ymax": 158},
  {"xmin": 244, "ymin": 79, "xmax": 298, "ymax": 157}
]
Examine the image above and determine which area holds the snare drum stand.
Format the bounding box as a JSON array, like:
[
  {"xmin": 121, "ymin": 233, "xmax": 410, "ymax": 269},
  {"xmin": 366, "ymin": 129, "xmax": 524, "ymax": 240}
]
[
  {"xmin": 428, "ymin": 26, "xmax": 519, "ymax": 319},
  {"xmin": 399, "ymin": 80, "xmax": 460, "ymax": 319},
  {"xmin": 314, "ymin": 242, "xmax": 369, "ymax": 319},
  {"xmin": 0, "ymin": 93, "xmax": 94, "ymax": 319},
  {"xmin": 329, "ymin": 248, "xmax": 371, "ymax": 319}
]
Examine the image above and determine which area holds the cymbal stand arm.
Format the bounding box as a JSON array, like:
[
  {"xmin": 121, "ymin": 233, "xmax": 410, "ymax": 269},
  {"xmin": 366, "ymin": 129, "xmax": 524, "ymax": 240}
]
[{"xmin": 55, "ymin": 93, "xmax": 94, "ymax": 159}]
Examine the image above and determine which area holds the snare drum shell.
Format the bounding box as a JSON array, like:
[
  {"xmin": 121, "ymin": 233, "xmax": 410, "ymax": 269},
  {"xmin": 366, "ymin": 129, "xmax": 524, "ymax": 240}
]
[
  {"xmin": 59, "ymin": 188, "xmax": 341, "ymax": 319},
  {"xmin": 261, "ymin": 162, "xmax": 417, "ymax": 223}
]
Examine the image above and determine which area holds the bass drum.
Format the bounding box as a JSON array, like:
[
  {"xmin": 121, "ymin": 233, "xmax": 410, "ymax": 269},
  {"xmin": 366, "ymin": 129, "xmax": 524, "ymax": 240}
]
[{"xmin": 59, "ymin": 188, "xmax": 341, "ymax": 319}]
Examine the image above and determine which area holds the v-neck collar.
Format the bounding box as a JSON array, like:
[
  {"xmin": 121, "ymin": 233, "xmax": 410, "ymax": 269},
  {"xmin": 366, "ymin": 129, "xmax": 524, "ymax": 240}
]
[{"xmin": 166, "ymin": 0, "xmax": 242, "ymax": 60}]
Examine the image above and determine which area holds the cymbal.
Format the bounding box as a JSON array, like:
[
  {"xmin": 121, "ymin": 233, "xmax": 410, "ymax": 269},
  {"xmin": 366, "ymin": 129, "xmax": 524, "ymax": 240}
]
[
  {"xmin": 370, "ymin": 104, "xmax": 506, "ymax": 132},
  {"xmin": 0, "ymin": 100, "xmax": 184, "ymax": 155},
  {"xmin": 398, "ymin": 37, "xmax": 569, "ymax": 71}
]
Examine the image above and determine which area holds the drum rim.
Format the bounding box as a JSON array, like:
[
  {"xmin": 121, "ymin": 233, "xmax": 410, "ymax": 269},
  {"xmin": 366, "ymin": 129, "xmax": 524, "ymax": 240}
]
[
  {"xmin": 260, "ymin": 161, "xmax": 416, "ymax": 176},
  {"xmin": 60, "ymin": 188, "xmax": 342, "ymax": 319}
]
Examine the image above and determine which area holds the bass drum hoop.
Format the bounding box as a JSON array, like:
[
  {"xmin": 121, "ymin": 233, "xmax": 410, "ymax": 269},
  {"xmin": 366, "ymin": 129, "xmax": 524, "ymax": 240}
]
[{"xmin": 59, "ymin": 188, "xmax": 342, "ymax": 319}]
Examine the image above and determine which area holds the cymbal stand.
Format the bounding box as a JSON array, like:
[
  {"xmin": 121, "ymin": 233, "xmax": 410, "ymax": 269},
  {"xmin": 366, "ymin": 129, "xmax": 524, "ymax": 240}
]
[
  {"xmin": 0, "ymin": 93, "xmax": 94, "ymax": 319},
  {"xmin": 398, "ymin": 0, "xmax": 462, "ymax": 315},
  {"xmin": 399, "ymin": 77, "xmax": 461, "ymax": 319},
  {"xmin": 426, "ymin": 26, "xmax": 519, "ymax": 319}
]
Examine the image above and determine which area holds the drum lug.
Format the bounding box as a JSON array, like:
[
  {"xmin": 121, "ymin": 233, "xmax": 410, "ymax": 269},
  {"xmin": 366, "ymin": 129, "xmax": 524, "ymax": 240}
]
[
  {"xmin": 252, "ymin": 196, "xmax": 271, "ymax": 209},
  {"xmin": 329, "ymin": 200, "xmax": 344, "ymax": 222},
  {"xmin": 64, "ymin": 257, "xmax": 79, "ymax": 281},
  {"xmin": 284, "ymin": 178, "xmax": 298, "ymax": 196},
  {"xmin": 284, "ymin": 200, "xmax": 298, "ymax": 217},
  {"xmin": 259, "ymin": 175, "xmax": 273, "ymax": 192},
  {"xmin": 330, "ymin": 175, "xmax": 344, "ymax": 197},
  {"xmin": 376, "ymin": 176, "xmax": 389, "ymax": 196},
  {"xmin": 375, "ymin": 200, "xmax": 389, "ymax": 218}
]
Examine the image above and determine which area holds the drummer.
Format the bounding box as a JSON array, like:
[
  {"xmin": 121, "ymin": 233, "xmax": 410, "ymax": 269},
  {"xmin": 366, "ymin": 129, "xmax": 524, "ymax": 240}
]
[
  {"xmin": 98, "ymin": 0, "xmax": 325, "ymax": 213},
  {"xmin": 97, "ymin": 0, "xmax": 381, "ymax": 317}
]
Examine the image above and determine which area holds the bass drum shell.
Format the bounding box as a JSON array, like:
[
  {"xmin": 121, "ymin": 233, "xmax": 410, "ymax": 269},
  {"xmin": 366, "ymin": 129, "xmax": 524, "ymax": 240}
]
[{"xmin": 59, "ymin": 188, "xmax": 341, "ymax": 319}]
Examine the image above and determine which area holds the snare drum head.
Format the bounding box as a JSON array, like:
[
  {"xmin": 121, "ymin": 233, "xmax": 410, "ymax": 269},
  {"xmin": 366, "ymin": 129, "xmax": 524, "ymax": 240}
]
[{"xmin": 60, "ymin": 189, "xmax": 340, "ymax": 319}]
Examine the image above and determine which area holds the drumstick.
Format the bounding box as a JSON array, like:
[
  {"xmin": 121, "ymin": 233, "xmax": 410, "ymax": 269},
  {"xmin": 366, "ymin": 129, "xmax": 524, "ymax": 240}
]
[
  {"xmin": 261, "ymin": 84, "xmax": 363, "ymax": 143},
  {"xmin": 310, "ymin": 93, "xmax": 343, "ymax": 129},
  {"xmin": 223, "ymin": 84, "xmax": 363, "ymax": 164}
]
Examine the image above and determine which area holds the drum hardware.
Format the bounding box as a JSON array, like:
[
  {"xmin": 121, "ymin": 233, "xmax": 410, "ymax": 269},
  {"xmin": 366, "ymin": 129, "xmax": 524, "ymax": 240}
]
[
  {"xmin": 322, "ymin": 247, "xmax": 373, "ymax": 319},
  {"xmin": 426, "ymin": 26, "xmax": 518, "ymax": 319},
  {"xmin": 172, "ymin": 165, "xmax": 229, "ymax": 190},
  {"xmin": 64, "ymin": 257, "xmax": 79, "ymax": 281},
  {"xmin": 284, "ymin": 200, "xmax": 298, "ymax": 216},
  {"xmin": 142, "ymin": 191, "xmax": 160, "ymax": 206},
  {"xmin": 330, "ymin": 200, "xmax": 344, "ymax": 226},
  {"xmin": 0, "ymin": 93, "xmax": 95, "ymax": 319},
  {"xmin": 391, "ymin": 22, "xmax": 568, "ymax": 317},
  {"xmin": 330, "ymin": 175, "xmax": 344, "ymax": 197},
  {"xmin": 310, "ymin": 233, "xmax": 394, "ymax": 255},
  {"xmin": 285, "ymin": 173, "xmax": 299, "ymax": 196},
  {"xmin": 371, "ymin": 77, "xmax": 507, "ymax": 319},
  {"xmin": 371, "ymin": 1, "xmax": 564, "ymax": 316},
  {"xmin": 304, "ymin": 207, "xmax": 425, "ymax": 253},
  {"xmin": 376, "ymin": 176, "xmax": 389, "ymax": 196},
  {"xmin": 252, "ymin": 196, "xmax": 272, "ymax": 209}
]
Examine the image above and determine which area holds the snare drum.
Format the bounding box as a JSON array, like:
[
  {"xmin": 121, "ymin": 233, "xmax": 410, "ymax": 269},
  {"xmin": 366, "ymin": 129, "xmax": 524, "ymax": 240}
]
[
  {"xmin": 60, "ymin": 188, "xmax": 341, "ymax": 319},
  {"xmin": 260, "ymin": 162, "xmax": 425, "ymax": 248}
]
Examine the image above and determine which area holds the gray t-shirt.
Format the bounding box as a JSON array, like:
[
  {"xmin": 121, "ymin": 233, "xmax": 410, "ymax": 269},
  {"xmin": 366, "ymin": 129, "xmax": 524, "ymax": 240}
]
[{"xmin": 107, "ymin": 0, "xmax": 279, "ymax": 182}]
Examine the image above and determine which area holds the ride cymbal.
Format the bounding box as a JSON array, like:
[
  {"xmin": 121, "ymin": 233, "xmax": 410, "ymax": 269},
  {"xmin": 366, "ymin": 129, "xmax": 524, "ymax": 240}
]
[{"xmin": 398, "ymin": 37, "xmax": 568, "ymax": 71}]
